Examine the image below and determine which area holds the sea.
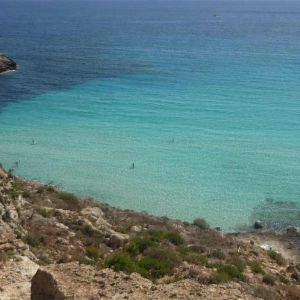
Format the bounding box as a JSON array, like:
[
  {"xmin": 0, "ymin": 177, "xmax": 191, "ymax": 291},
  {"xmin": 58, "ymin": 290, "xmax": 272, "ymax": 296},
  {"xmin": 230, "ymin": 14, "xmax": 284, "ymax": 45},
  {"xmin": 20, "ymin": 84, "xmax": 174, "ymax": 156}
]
[{"xmin": 1, "ymin": 0, "xmax": 300, "ymax": 230}]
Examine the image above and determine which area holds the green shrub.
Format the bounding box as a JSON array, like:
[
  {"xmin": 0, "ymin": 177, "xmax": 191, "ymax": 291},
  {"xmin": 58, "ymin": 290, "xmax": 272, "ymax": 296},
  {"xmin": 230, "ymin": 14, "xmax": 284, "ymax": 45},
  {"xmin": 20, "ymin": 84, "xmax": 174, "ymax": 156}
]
[
  {"xmin": 125, "ymin": 229, "xmax": 185, "ymax": 256},
  {"xmin": 36, "ymin": 207, "xmax": 49, "ymax": 218},
  {"xmin": 267, "ymin": 249, "xmax": 285, "ymax": 266},
  {"xmin": 80, "ymin": 226, "xmax": 103, "ymax": 246},
  {"xmin": 24, "ymin": 233, "xmax": 45, "ymax": 247},
  {"xmin": 144, "ymin": 247, "xmax": 179, "ymax": 268},
  {"xmin": 206, "ymin": 261, "xmax": 219, "ymax": 269},
  {"xmin": 38, "ymin": 255, "xmax": 52, "ymax": 266},
  {"xmin": 177, "ymin": 246, "xmax": 190, "ymax": 255},
  {"xmin": 77, "ymin": 255, "xmax": 96, "ymax": 266},
  {"xmin": 57, "ymin": 191, "xmax": 80, "ymax": 209},
  {"xmin": 263, "ymin": 274, "xmax": 276, "ymax": 285},
  {"xmin": 184, "ymin": 252, "xmax": 208, "ymax": 266},
  {"xmin": 68, "ymin": 223, "xmax": 103, "ymax": 247},
  {"xmin": 105, "ymin": 252, "xmax": 136, "ymax": 273},
  {"xmin": 147, "ymin": 229, "xmax": 167, "ymax": 242},
  {"xmin": 146, "ymin": 229, "xmax": 185, "ymax": 244},
  {"xmin": 226, "ymin": 256, "xmax": 246, "ymax": 272},
  {"xmin": 125, "ymin": 237, "xmax": 155, "ymax": 256},
  {"xmin": 219, "ymin": 264, "xmax": 245, "ymax": 280},
  {"xmin": 267, "ymin": 249, "xmax": 278, "ymax": 259},
  {"xmin": 193, "ymin": 218, "xmax": 209, "ymax": 229},
  {"xmin": 46, "ymin": 185, "xmax": 56, "ymax": 193},
  {"xmin": 210, "ymin": 249, "xmax": 226, "ymax": 260},
  {"xmin": 82, "ymin": 224, "xmax": 94, "ymax": 236},
  {"xmin": 214, "ymin": 263, "xmax": 245, "ymax": 282},
  {"xmin": 136, "ymin": 246, "xmax": 179, "ymax": 279},
  {"xmin": 165, "ymin": 232, "xmax": 185, "ymax": 246},
  {"xmin": 143, "ymin": 247, "xmax": 179, "ymax": 277},
  {"xmin": 86, "ymin": 246, "xmax": 101, "ymax": 260},
  {"xmin": 279, "ymin": 274, "xmax": 289, "ymax": 284},
  {"xmin": 208, "ymin": 272, "xmax": 231, "ymax": 284},
  {"xmin": 138, "ymin": 256, "xmax": 171, "ymax": 279},
  {"xmin": 250, "ymin": 261, "xmax": 265, "ymax": 275}
]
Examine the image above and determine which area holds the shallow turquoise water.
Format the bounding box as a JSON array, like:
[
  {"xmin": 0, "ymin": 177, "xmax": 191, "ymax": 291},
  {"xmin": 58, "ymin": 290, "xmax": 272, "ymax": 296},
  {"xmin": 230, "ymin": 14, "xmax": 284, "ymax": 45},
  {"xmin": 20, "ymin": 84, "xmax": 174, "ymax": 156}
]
[{"xmin": 1, "ymin": 0, "xmax": 300, "ymax": 229}]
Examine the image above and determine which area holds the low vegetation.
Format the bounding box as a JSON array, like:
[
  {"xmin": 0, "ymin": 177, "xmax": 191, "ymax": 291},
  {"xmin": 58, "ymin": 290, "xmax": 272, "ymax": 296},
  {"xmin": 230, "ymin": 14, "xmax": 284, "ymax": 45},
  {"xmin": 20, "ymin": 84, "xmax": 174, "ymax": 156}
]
[
  {"xmin": 267, "ymin": 249, "xmax": 286, "ymax": 266},
  {"xmin": 105, "ymin": 252, "xmax": 136, "ymax": 273},
  {"xmin": 193, "ymin": 218, "xmax": 210, "ymax": 229},
  {"xmin": 250, "ymin": 260, "xmax": 265, "ymax": 275},
  {"xmin": 35, "ymin": 207, "xmax": 50, "ymax": 218},
  {"xmin": 105, "ymin": 230, "xmax": 182, "ymax": 279},
  {"xmin": 57, "ymin": 191, "xmax": 81, "ymax": 210},
  {"xmin": 209, "ymin": 263, "xmax": 246, "ymax": 283},
  {"xmin": 24, "ymin": 233, "xmax": 45, "ymax": 248},
  {"xmin": 253, "ymin": 285, "xmax": 282, "ymax": 300},
  {"xmin": 85, "ymin": 246, "xmax": 101, "ymax": 260},
  {"xmin": 262, "ymin": 273, "xmax": 276, "ymax": 285}
]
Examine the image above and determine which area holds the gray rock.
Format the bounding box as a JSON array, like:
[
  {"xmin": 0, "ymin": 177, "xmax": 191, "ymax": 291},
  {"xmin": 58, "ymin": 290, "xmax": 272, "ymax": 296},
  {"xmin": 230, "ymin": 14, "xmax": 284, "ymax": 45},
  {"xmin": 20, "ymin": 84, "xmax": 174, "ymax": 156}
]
[
  {"xmin": 253, "ymin": 221, "xmax": 263, "ymax": 229},
  {"xmin": 291, "ymin": 271, "xmax": 300, "ymax": 281},
  {"xmin": 81, "ymin": 207, "xmax": 104, "ymax": 220},
  {"xmin": 107, "ymin": 232, "xmax": 129, "ymax": 249},
  {"xmin": 130, "ymin": 225, "xmax": 142, "ymax": 233}
]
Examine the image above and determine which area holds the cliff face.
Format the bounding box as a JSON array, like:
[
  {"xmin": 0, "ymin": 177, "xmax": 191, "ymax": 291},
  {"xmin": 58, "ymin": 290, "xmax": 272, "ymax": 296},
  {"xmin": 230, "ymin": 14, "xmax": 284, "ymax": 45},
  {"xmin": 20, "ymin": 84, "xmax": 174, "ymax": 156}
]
[
  {"xmin": 0, "ymin": 166, "xmax": 300, "ymax": 300},
  {"xmin": 0, "ymin": 55, "xmax": 17, "ymax": 73}
]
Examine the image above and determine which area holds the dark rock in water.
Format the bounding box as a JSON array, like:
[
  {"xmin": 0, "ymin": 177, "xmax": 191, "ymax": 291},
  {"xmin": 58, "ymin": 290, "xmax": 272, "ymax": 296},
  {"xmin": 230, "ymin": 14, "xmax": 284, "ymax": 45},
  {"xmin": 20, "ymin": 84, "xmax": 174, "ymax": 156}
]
[
  {"xmin": 0, "ymin": 54, "xmax": 17, "ymax": 73},
  {"xmin": 250, "ymin": 198, "xmax": 300, "ymax": 232},
  {"xmin": 253, "ymin": 220, "xmax": 263, "ymax": 229}
]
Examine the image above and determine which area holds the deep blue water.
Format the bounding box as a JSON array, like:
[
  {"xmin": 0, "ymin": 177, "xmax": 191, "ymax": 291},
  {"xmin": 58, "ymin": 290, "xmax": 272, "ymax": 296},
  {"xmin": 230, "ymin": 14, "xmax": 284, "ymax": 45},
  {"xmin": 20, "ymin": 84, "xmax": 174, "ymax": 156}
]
[{"xmin": 1, "ymin": 0, "xmax": 300, "ymax": 230}]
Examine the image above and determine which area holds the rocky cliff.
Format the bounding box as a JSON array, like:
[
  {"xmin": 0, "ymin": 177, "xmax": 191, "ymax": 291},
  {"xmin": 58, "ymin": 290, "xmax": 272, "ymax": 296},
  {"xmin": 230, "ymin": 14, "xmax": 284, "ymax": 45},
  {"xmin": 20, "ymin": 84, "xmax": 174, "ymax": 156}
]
[
  {"xmin": 0, "ymin": 165, "xmax": 300, "ymax": 300},
  {"xmin": 0, "ymin": 55, "xmax": 17, "ymax": 73}
]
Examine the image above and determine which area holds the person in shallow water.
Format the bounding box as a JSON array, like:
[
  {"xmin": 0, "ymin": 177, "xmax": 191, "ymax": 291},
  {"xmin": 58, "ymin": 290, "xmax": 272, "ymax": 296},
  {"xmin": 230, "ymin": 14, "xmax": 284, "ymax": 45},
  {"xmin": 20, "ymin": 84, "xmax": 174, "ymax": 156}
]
[
  {"xmin": 130, "ymin": 162, "xmax": 135, "ymax": 169},
  {"xmin": 31, "ymin": 139, "xmax": 36, "ymax": 145}
]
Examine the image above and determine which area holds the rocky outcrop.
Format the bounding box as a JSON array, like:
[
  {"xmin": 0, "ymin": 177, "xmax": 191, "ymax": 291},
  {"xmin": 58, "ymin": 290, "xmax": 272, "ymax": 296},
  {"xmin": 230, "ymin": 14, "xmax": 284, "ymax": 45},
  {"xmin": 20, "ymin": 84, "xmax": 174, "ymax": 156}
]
[
  {"xmin": 0, "ymin": 54, "xmax": 17, "ymax": 73},
  {"xmin": 30, "ymin": 263, "xmax": 259, "ymax": 300}
]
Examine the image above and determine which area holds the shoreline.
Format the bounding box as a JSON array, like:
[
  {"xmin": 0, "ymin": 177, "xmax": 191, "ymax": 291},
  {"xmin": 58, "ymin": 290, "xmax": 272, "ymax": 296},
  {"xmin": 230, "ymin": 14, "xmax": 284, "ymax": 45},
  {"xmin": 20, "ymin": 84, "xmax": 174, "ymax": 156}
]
[
  {"xmin": 3, "ymin": 164, "xmax": 300, "ymax": 254},
  {"xmin": 1, "ymin": 164, "xmax": 300, "ymax": 299}
]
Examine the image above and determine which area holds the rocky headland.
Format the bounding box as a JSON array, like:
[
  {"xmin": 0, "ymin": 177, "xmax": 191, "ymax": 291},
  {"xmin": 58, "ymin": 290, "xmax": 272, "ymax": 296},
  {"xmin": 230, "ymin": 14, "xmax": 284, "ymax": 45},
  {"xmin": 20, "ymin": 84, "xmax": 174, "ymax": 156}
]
[
  {"xmin": 0, "ymin": 55, "xmax": 17, "ymax": 74},
  {"xmin": 0, "ymin": 165, "xmax": 300, "ymax": 299}
]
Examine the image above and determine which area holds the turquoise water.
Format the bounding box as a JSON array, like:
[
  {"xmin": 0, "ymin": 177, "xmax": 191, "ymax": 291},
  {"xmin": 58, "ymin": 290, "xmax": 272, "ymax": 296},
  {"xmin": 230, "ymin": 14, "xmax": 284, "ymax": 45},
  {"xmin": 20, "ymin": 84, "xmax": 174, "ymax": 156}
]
[{"xmin": 1, "ymin": 0, "xmax": 300, "ymax": 230}]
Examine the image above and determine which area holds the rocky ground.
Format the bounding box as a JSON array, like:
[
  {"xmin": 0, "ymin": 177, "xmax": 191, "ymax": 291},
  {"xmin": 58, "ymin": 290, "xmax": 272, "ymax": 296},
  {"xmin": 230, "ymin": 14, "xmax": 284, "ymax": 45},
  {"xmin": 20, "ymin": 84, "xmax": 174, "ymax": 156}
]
[
  {"xmin": 0, "ymin": 55, "xmax": 16, "ymax": 74},
  {"xmin": 1, "ymin": 165, "xmax": 300, "ymax": 300}
]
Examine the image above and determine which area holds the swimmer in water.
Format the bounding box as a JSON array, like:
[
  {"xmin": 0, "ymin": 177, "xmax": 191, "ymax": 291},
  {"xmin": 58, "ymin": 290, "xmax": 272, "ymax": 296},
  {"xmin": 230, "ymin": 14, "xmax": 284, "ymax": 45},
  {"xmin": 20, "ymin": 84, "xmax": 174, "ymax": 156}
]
[{"xmin": 130, "ymin": 162, "xmax": 135, "ymax": 169}]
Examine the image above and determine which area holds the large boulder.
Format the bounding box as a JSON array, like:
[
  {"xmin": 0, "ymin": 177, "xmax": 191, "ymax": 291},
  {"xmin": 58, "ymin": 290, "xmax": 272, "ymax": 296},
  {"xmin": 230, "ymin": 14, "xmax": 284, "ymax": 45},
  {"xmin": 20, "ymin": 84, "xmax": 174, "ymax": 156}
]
[
  {"xmin": 31, "ymin": 263, "xmax": 101, "ymax": 299},
  {"xmin": 0, "ymin": 54, "xmax": 17, "ymax": 73},
  {"xmin": 107, "ymin": 232, "xmax": 129, "ymax": 249},
  {"xmin": 31, "ymin": 269, "xmax": 65, "ymax": 300}
]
